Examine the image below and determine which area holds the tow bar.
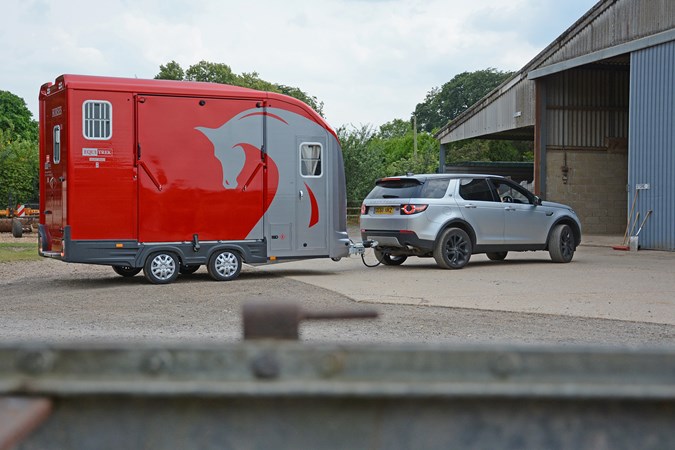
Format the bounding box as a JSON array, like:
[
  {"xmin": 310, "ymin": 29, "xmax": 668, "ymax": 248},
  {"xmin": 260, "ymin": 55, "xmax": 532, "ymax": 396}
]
[{"xmin": 348, "ymin": 240, "xmax": 380, "ymax": 267}]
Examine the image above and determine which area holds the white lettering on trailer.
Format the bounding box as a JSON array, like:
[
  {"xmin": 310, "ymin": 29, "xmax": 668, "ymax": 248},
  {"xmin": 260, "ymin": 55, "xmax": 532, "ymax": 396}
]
[
  {"xmin": 82, "ymin": 148, "xmax": 113, "ymax": 157},
  {"xmin": 88, "ymin": 157, "xmax": 106, "ymax": 162}
]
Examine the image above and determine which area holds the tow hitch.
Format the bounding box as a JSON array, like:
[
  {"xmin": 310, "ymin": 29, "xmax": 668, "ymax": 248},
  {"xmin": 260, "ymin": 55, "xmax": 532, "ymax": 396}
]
[{"xmin": 348, "ymin": 240, "xmax": 381, "ymax": 267}]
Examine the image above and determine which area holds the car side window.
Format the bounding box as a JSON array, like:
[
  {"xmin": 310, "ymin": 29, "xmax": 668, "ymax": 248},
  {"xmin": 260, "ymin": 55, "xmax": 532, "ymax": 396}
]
[
  {"xmin": 419, "ymin": 178, "xmax": 450, "ymax": 198},
  {"xmin": 458, "ymin": 178, "xmax": 495, "ymax": 202},
  {"xmin": 491, "ymin": 179, "xmax": 533, "ymax": 204}
]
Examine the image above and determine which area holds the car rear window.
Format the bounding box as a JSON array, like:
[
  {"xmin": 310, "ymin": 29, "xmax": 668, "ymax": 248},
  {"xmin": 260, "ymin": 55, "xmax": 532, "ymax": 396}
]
[{"xmin": 366, "ymin": 178, "xmax": 449, "ymax": 199}]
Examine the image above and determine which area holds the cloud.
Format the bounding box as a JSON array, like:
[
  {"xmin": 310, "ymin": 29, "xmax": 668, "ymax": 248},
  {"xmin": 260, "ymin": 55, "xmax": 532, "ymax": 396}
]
[{"xmin": 1, "ymin": 0, "xmax": 596, "ymax": 127}]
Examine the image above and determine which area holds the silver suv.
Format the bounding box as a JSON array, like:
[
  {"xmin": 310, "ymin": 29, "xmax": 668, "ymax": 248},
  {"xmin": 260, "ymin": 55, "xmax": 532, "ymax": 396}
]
[{"xmin": 360, "ymin": 174, "xmax": 581, "ymax": 269}]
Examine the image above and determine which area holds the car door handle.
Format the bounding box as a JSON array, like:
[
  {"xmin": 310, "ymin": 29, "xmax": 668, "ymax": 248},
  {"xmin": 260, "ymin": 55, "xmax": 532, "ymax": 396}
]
[
  {"xmin": 464, "ymin": 204, "xmax": 477, "ymax": 209},
  {"xmin": 504, "ymin": 206, "xmax": 516, "ymax": 211}
]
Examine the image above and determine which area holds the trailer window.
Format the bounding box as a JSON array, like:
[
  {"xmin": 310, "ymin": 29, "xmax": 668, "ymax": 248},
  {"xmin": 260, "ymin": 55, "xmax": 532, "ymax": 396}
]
[
  {"xmin": 53, "ymin": 125, "xmax": 61, "ymax": 164},
  {"xmin": 300, "ymin": 143, "xmax": 322, "ymax": 177},
  {"xmin": 83, "ymin": 100, "xmax": 112, "ymax": 140}
]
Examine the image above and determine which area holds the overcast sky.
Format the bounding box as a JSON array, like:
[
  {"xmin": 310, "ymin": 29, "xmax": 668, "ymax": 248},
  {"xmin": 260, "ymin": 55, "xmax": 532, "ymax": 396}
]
[{"xmin": 3, "ymin": 0, "xmax": 596, "ymax": 129}]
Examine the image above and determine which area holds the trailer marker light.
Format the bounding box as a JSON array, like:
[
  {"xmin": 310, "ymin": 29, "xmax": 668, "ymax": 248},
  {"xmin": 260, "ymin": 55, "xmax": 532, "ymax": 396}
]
[
  {"xmin": 115, "ymin": 243, "xmax": 124, "ymax": 248},
  {"xmin": 270, "ymin": 256, "xmax": 277, "ymax": 261}
]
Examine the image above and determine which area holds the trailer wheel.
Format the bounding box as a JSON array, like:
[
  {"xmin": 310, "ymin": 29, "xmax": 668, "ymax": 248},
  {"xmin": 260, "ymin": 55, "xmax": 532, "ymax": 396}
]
[
  {"xmin": 112, "ymin": 265, "xmax": 142, "ymax": 277},
  {"xmin": 207, "ymin": 250, "xmax": 242, "ymax": 281},
  {"xmin": 144, "ymin": 252, "xmax": 179, "ymax": 284}
]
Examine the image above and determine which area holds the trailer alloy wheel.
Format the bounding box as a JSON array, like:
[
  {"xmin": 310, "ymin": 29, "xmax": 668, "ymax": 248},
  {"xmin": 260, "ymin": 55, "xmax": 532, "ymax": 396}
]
[
  {"xmin": 112, "ymin": 265, "xmax": 142, "ymax": 277},
  {"xmin": 208, "ymin": 250, "xmax": 242, "ymax": 281},
  {"xmin": 144, "ymin": 252, "xmax": 179, "ymax": 284}
]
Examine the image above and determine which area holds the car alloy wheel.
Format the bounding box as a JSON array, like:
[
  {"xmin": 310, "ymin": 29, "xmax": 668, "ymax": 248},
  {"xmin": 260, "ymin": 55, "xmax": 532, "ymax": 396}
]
[
  {"xmin": 374, "ymin": 249, "xmax": 407, "ymax": 266},
  {"xmin": 548, "ymin": 224, "xmax": 575, "ymax": 263},
  {"xmin": 434, "ymin": 227, "xmax": 472, "ymax": 269}
]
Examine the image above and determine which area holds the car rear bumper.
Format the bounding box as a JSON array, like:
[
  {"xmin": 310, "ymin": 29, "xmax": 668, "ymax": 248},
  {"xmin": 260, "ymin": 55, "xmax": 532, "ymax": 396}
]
[{"xmin": 360, "ymin": 229, "xmax": 434, "ymax": 253}]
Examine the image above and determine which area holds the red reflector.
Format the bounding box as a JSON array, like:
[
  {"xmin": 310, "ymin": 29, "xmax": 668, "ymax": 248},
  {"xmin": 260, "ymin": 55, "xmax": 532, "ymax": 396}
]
[{"xmin": 400, "ymin": 230, "xmax": 415, "ymax": 234}]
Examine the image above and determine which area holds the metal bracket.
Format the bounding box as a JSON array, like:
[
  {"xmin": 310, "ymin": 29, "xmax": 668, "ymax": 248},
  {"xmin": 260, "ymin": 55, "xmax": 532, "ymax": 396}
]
[
  {"xmin": 243, "ymin": 301, "xmax": 378, "ymax": 340},
  {"xmin": 348, "ymin": 240, "xmax": 378, "ymax": 257}
]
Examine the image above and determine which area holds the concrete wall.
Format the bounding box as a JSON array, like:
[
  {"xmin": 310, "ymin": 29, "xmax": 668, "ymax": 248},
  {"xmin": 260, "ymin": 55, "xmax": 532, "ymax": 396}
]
[{"xmin": 546, "ymin": 148, "xmax": 628, "ymax": 234}]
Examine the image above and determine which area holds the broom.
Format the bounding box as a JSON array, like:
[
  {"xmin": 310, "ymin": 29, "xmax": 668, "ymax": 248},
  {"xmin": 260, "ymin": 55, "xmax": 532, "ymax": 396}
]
[{"xmin": 613, "ymin": 189, "xmax": 639, "ymax": 251}]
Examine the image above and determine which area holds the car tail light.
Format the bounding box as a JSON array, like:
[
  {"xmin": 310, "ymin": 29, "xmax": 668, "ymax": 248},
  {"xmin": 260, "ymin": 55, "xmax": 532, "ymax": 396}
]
[
  {"xmin": 400, "ymin": 204, "xmax": 428, "ymax": 215},
  {"xmin": 361, "ymin": 204, "xmax": 367, "ymax": 215}
]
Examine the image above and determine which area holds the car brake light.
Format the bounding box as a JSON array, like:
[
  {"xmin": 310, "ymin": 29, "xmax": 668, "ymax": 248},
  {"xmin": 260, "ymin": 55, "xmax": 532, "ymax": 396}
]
[{"xmin": 400, "ymin": 204, "xmax": 428, "ymax": 215}]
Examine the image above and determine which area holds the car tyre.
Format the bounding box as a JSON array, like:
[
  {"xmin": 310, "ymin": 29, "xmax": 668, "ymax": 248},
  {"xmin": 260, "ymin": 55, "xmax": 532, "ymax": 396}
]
[
  {"xmin": 433, "ymin": 228, "xmax": 472, "ymax": 269},
  {"xmin": 486, "ymin": 251, "xmax": 508, "ymax": 261},
  {"xmin": 548, "ymin": 224, "xmax": 575, "ymax": 263},
  {"xmin": 112, "ymin": 265, "xmax": 142, "ymax": 277},
  {"xmin": 374, "ymin": 249, "xmax": 407, "ymax": 266},
  {"xmin": 180, "ymin": 264, "xmax": 200, "ymax": 275},
  {"xmin": 207, "ymin": 250, "xmax": 242, "ymax": 281},
  {"xmin": 143, "ymin": 252, "xmax": 179, "ymax": 284}
]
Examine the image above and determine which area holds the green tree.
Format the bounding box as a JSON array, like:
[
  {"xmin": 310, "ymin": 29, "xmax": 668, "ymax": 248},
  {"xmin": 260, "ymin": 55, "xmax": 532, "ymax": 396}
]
[
  {"xmin": 0, "ymin": 92, "xmax": 39, "ymax": 205},
  {"xmin": 155, "ymin": 60, "xmax": 324, "ymax": 117},
  {"xmin": 0, "ymin": 91, "xmax": 38, "ymax": 142},
  {"xmin": 0, "ymin": 130, "xmax": 39, "ymax": 205},
  {"xmin": 185, "ymin": 60, "xmax": 238, "ymax": 85},
  {"xmin": 367, "ymin": 119, "xmax": 438, "ymax": 175},
  {"xmin": 414, "ymin": 68, "xmax": 514, "ymax": 133},
  {"xmin": 276, "ymin": 85, "xmax": 324, "ymax": 117},
  {"xmin": 155, "ymin": 60, "xmax": 185, "ymax": 80},
  {"xmin": 338, "ymin": 120, "xmax": 441, "ymax": 202},
  {"xmin": 338, "ymin": 125, "xmax": 385, "ymax": 203}
]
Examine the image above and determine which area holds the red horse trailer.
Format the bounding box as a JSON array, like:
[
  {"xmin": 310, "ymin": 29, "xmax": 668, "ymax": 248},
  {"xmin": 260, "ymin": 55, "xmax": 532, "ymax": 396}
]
[{"xmin": 38, "ymin": 75, "xmax": 350, "ymax": 283}]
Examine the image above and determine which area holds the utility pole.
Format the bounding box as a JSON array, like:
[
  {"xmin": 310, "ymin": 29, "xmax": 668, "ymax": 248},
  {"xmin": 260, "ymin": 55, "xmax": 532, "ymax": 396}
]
[{"xmin": 413, "ymin": 114, "xmax": 418, "ymax": 161}]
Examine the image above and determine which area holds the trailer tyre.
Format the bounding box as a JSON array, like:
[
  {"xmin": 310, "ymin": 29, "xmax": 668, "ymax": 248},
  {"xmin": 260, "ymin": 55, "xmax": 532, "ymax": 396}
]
[
  {"xmin": 144, "ymin": 252, "xmax": 180, "ymax": 284},
  {"xmin": 207, "ymin": 250, "xmax": 242, "ymax": 281},
  {"xmin": 112, "ymin": 265, "xmax": 142, "ymax": 277}
]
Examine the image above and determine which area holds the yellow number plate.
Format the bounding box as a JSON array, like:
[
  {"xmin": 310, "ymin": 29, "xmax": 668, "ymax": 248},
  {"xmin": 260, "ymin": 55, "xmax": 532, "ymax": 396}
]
[{"xmin": 374, "ymin": 206, "xmax": 395, "ymax": 215}]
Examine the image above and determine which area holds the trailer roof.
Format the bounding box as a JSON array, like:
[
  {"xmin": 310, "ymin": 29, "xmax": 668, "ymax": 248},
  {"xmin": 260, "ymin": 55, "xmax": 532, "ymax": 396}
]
[{"xmin": 41, "ymin": 74, "xmax": 336, "ymax": 138}]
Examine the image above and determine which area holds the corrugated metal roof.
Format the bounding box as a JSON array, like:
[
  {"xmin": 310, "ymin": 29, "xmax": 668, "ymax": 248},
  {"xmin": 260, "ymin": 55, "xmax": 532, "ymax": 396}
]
[{"xmin": 437, "ymin": 0, "xmax": 675, "ymax": 144}]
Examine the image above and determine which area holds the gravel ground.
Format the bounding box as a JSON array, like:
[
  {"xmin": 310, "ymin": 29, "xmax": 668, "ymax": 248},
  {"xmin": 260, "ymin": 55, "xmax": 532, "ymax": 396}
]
[{"xmin": 2, "ymin": 231, "xmax": 674, "ymax": 348}]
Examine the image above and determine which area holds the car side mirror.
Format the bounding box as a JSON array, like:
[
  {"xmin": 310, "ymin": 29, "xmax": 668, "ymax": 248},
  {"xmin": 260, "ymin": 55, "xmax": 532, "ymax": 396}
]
[{"xmin": 533, "ymin": 196, "xmax": 542, "ymax": 206}]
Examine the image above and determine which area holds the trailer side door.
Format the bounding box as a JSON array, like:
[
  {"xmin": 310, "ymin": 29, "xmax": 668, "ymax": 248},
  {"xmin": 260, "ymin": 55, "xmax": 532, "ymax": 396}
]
[{"xmin": 136, "ymin": 96, "xmax": 265, "ymax": 243}]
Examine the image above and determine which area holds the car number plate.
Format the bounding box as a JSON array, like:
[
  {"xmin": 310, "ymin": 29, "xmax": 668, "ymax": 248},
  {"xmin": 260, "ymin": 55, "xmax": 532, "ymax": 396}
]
[{"xmin": 374, "ymin": 206, "xmax": 395, "ymax": 215}]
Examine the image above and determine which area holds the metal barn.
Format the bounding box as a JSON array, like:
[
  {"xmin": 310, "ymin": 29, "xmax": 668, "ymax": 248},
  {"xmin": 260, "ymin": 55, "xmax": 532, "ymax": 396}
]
[{"xmin": 436, "ymin": 0, "xmax": 675, "ymax": 250}]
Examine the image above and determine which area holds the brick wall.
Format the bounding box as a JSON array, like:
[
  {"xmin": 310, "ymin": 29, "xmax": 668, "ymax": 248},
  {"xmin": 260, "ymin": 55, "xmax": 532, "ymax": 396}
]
[{"xmin": 546, "ymin": 149, "xmax": 628, "ymax": 234}]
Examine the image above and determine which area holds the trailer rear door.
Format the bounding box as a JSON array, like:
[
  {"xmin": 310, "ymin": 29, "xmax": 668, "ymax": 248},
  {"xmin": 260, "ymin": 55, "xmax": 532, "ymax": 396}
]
[
  {"xmin": 136, "ymin": 96, "xmax": 265, "ymax": 243},
  {"xmin": 42, "ymin": 104, "xmax": 67, "ymax": 253}
]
